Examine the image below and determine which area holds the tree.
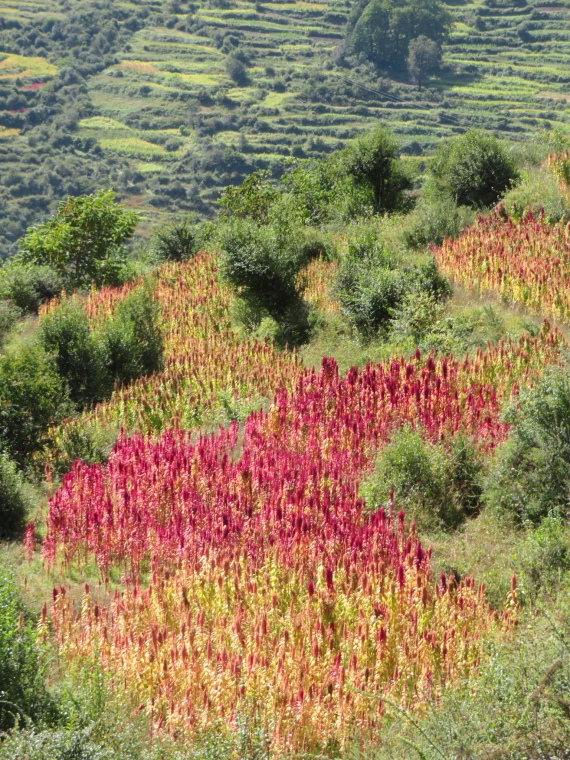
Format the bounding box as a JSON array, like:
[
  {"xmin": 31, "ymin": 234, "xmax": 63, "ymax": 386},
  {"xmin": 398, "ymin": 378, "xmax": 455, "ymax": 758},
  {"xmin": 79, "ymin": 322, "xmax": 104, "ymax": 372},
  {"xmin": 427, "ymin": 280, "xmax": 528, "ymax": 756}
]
[
  {"xmin": 225, "ymin": 56, "xmax": 248, "ymax": 85},
  {"xmin": 429, "ymin": 129, "xmax": 520, "ymax": 208},
  {"xmin": 341, "ymin": 125, "xmax": 411, "ymax": 213},
  {"xmin": 219, "ymin": 171, "xmax": 280, "ymax": 224},
  {"xmin": 18, "ymin": 190, "xmax": 138, "ymax": 288},
  {"xmin": 407, "ymin": 35, "xmax": 441, "ymax": 88},
  {"xmin": 349, "ymin": 0, "xmax": 451, "ymax": 70},
  {"xmin": 153, "ymin": 221, "xmax": 197, "ymax": 261},
  {"xmin": 0, "ymin": 345, "xmax": 70, "ymax": 466}
]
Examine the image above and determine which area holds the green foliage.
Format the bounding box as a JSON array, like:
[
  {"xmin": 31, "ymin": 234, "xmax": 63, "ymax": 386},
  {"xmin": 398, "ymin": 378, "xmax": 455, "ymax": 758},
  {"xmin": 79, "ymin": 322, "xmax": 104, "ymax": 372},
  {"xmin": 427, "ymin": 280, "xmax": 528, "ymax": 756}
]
[
  {"xmin": 502, "ymin": 166, "xmax": 570, "ymax": 225},
  {"xmin": 18, "ymin": 191, "xmax": 138, "ymax": 289},
  {"xmin": 0, "ymin": 301, "xmax": 21, "ymax": 345},
  {"xmin": 361, "ymin": 427, "xmax": 483, "ymax": 531},
  {"xmin": 349, "ymin": 0, "xmax": 451, "ymax": 69},
  {"xmin": 152, "ymin": 221, "xmax": 197, "ymax": 262},
  {"xmin": 0, "ymin": 572, "xmax": 58, "ymax": 733},
  {"xmin": 0, "ymin": 263, "xmax": 63, "ymax": 314},
  {"xmin": 340, "ymin": 126, "xmax": 412, "ymax": 215},
  {"xmin": 407, "ymin": 35, "xmax": 441, "ymax": 87},
  {"xmin": 0, "ymin": 728, "xmax": 116, "ymax": 760},
  {"xmin": 0, "ymin": 454, "xmax": 31, "ymax": 539},
  {"xmin": 217, "ymin": 218, "xmax": 305, "ymax": 321},
  {"xmin": 219, "ymin": 171, "xmax": 280, "ymax": 224},
  {"xmin": 335, "ymin": 228, "xmax": 450, "ymax": 337},
  {"xmin": 101, "ymin": 287, "xmax": 164, "ymax": 387},
  {"xmin": 403, "ymin": 196, "xmax": 476, "ymax": 247},
  {"xmin": 225, "ymin": 56, "xmax": 248, "ymax": 86},
  {"xmin": 40, "ymin": 289, "xmax": 164, "ymax": 411},
  {"xmin": 39, "ymin": 302, "xmax": 109, "ymax": 411},
  {"xmin": 429, "ymin": 129, "xmax": 520, "ymax": 209},
  {"xmin": 485, "ymin": 365, "xmax": 570, "ymax": 525},
  {"xmin": 0, "ymin": 344, "xmax": 70, "ymax": 467}
]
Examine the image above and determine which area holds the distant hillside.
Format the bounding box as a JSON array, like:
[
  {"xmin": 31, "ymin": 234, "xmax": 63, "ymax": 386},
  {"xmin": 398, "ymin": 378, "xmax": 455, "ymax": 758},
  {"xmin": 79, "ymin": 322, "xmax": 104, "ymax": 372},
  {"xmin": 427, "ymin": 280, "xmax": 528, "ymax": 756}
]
[{"xmin": 1, "ymin": 0, "xmax": 570, "ymax": 256}]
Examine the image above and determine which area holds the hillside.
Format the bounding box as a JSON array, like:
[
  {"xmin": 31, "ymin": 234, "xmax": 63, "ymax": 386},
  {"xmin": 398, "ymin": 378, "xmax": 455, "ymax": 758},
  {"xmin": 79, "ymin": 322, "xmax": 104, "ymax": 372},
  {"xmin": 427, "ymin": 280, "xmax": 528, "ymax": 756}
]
[{"xmin": 1, "ymin": 0, "xmax": 570, "ymax": 257}]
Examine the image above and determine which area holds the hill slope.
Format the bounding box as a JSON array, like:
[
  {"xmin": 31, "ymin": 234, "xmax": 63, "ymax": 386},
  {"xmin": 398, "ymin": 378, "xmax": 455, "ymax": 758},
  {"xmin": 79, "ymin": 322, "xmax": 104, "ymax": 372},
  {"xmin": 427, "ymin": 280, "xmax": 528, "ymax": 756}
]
[{"xmin": 1, "ymin": 0, "xmax": 570, "ymax": 256}]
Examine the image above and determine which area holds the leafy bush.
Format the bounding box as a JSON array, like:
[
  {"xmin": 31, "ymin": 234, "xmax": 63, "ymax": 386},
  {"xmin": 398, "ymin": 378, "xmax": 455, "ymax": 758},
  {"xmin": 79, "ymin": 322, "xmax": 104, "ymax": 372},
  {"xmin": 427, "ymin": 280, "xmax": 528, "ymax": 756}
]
[
  {"xmin": 0, "ymin": 572, "xmax": 58, "ymax": 732},
  {"xmin": 39, "ymin": 302, "xmax": 109, "ymax": 410},
  {"xmin": 0, "ymin": 454, "xmax": 31, "ymax": 538},
  {"xmin": 217, "ymin": 218, "xmax": 305, "ymax": 321},
  {"xmin": 0, "ymin": 344, "xmax": 70, "ymax": 466},
  {"xmin": 335, "ymin": 228, "xmax": 450, "ymax": 337},
  {"xmin": 389, "ymin": 290, "xmax": 443, "ymax": 345},
  {"xmin": 152, "ymin": 221, "xmax": 197, "ymax": 261},
  {"xmin": 101, "ymin": 287, "xmax": 164, "ymax": 386},
  {"xmin": 0, "ymin": 728, "xmax": 116, "ymax": 760},
  {"xmin": 403, "ymin": 196, "xmax": 476, "ymax": 247},
  {"xmin": 336, "ymin": 263, "xmax": 408, "ymax": 337},
  {"xmin": 40, "ymin": 289, "xmax": 164, "ymax": 411},
  {"xmin": 0, "ymin": 300, "xmax": 21, "ymax": 343},
  {"xmin": 361, "ymin": 427, "xmax": 483, "ymax": 531},
  {"xmin": 429, "ymin": 129, "xmax": 520, "ymax": 208},
  {"xmin": 0, "ymin": 262, "xmax": 63, "ymax": 314},
  {"xmin": 502, "ymin": 166, "xmax": 570, "ymax": 224},
  {"xmin": 485, "ymin": 365, "xmax": 570, "ymax": 525},
  {"xmin": 340, "ymin": 125, "xmax": 412, "ymax": 214}
]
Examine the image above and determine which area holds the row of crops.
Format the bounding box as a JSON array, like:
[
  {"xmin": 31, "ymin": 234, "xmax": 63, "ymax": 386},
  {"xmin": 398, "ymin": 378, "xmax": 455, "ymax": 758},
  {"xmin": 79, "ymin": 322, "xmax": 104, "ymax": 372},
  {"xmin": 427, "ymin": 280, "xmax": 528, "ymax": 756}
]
[{"xmin": 26, "ymin": 205, "xmax": 570, "ymax": 752}]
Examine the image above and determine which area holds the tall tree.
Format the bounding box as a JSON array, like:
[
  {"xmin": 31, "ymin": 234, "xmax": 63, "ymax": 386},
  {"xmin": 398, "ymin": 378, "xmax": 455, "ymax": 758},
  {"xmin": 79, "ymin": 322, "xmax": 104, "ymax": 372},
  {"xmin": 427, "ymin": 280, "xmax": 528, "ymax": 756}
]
[
  {"xmin": 407, "ymin": 35, "xmax": 441, "ymax": 88},
  {"xmin": 349, "ymin": 0, "xmax": 451, "ymax": 70}
]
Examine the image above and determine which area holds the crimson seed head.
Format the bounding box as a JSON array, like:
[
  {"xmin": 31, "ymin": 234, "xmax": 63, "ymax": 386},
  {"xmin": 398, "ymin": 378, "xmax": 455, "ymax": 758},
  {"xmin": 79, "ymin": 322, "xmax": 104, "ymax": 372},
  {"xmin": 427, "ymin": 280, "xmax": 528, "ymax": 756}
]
[
  {"xmin": 307, "ymin": 580, "xmax": 315, "ymax": 597},
  {"xmin": 325, "ymin": 567, "xmax": 334, "ymax": 590}
]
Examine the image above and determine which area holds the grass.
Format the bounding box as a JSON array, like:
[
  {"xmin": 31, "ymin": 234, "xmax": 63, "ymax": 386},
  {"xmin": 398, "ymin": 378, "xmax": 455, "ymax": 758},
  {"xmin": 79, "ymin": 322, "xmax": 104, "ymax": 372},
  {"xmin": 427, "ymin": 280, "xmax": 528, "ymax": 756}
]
[{"xmin": 0, "ymin": 52, "xmax": 57, "ymax": 79}]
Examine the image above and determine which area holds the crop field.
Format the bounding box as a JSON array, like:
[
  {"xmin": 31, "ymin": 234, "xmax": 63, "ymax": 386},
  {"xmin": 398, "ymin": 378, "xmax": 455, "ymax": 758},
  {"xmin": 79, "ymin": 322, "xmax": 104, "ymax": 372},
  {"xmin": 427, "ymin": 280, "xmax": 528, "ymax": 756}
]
[
  {"xmin": 22, "ymin": 217, "xmax": 566, "ymax": 753},
  {"xmin": 1, "ymin": 0, "xmax": 570, "ymax": 255}
]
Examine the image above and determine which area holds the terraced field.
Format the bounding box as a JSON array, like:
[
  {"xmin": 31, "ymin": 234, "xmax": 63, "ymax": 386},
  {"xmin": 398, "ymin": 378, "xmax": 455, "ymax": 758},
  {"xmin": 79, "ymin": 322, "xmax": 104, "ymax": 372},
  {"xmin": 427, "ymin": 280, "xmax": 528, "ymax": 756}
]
[{"xmin": 0, "ymin": 0, "xmax": 570, "ymax": 253}]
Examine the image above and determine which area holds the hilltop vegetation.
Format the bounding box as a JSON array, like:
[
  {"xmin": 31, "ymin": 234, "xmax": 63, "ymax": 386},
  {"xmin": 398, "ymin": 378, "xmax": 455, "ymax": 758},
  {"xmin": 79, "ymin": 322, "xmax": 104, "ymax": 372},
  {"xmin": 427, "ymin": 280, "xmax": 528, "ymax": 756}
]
[{"xmin": 1, "ymin": 0, "xmax": 570, "ymax": 256}]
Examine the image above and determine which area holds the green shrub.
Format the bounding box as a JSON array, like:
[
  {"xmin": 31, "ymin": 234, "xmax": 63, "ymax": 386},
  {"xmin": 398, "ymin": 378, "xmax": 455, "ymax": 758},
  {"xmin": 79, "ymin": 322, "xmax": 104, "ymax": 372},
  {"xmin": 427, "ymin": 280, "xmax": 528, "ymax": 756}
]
[
  {"xmin": 100, "ymin": 287, "xmax": 164, "ymax": 387},
  {"xmin": 389, "ymin": 290, "xmax": 443, "ymax": 345},
  {"xmin": 152, "ymin": 221, "xmax": 197, "ymax": 261},
  {"xmin": 403, "ymin": 196, "xmax": 476, "ymax": 247},
  {"xmin": 502, "ymin": 166, "xmax": 570, "ymax": 224},
  {"xmin": 0, "ymin": 262, "xmax": 63, "ymax": 314},
  {"xmin": 217, "ymin": 218, "xmax": 305, "ymax": 321},
  {"xmin": 0, "ymin": 344, "xmax": 70, "ymax": 466},
  {"xmin": 361, "ymin": 427, "xmax": 483, "ymax": 531},
  {"xmin": 429, "ymin": 129, "xmax": 520, "ymax": 208},
  {"xmin": 335, "ymin": 228, "xmax": 450, "ymax": 337},
  {"xmin": 17, "ymin": 190, "xmax": 138, "ymax": 290},
  {"xmin": 39, "ymin": 302, "xmax": 109, "ymax": 410},
  {"xmin": 0, "ymin": 728, "xmax": 116, "ymax": 760},
  {"xmin": 485, "ymin": 365, "xmax": 570, "ymax": 525},
  {"xmin": 340, "ymin": 125, "xmax": 412, "ymax": 215},
  {"xmin": 336, "ymin": 263, "xmax": 407, "ymax": 337},
  {"xmin": 0, "ymin": 572, "xmax": 58, "ymax": 732},
  {"xmin": 0, "ymin": 454, "xmax": 31, "ymax": 538},
  {"xmin": 0, "ymin": 300, "xmax": 21, "ymax": 343}
]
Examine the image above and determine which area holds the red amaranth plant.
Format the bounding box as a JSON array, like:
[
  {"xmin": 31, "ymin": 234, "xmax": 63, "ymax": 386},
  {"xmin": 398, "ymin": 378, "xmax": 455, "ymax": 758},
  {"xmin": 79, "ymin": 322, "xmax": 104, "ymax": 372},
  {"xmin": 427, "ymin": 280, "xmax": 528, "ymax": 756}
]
[{"xmin": 434, "ymin": 207, "xmax": 570, "ymax": 323}]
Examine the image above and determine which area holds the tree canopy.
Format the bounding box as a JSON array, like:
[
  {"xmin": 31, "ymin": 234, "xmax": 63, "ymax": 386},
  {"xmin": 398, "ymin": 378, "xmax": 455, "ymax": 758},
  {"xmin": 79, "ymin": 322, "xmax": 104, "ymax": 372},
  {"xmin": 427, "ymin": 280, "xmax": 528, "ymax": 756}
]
[
  {"xmin": 17, "ymin": 190, "xmax": 138, "ymax": 289},
  {"xmin": 349, "ymin": 0, "xmax": 451, "ymax": 69}
]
